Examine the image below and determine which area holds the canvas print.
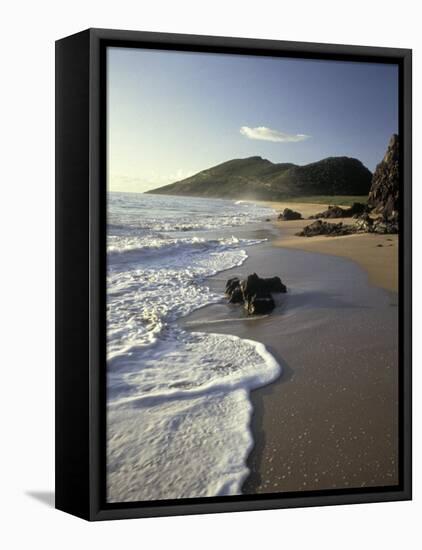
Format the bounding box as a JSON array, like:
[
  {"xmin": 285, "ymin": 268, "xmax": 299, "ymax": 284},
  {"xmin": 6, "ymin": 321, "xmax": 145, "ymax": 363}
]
[{"xmin": 106, "ymin": 47, "xmax": 399, "ymax": 503}]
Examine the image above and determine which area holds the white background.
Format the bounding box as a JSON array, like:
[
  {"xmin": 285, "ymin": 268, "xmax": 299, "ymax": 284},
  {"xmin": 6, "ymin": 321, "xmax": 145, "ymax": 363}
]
[{"xmin": 0, "ymin": 0, "xmax": 419, "ymax": 547}]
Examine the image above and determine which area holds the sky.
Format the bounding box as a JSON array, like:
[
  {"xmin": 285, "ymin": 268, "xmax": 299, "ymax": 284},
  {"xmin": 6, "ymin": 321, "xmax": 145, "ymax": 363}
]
[{"xmin": 107, "ymin": 47, "xmax": 398, "ymax": 193}]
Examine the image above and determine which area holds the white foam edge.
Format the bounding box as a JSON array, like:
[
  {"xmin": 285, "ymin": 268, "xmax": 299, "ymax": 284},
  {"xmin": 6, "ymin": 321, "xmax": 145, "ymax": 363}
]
[{"xmin": 109, "ymin": 332, "xmax": 282, "ymax": 410}]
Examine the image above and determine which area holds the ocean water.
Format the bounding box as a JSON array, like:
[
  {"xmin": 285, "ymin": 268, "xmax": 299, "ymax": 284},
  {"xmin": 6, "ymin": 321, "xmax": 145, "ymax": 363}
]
[{"xmin": 107, "ymin": 192, "xmax": 281, "ymax": 502}]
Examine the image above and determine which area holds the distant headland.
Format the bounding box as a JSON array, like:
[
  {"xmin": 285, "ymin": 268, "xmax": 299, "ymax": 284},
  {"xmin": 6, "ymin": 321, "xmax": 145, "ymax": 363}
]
[{"xmin": 147, "ymin": 155, "xmax": 372, "ymax": 200}]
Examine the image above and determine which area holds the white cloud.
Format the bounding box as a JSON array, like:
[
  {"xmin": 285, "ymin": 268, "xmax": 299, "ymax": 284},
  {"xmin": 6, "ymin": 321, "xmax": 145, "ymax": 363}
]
[{"xmin": 240, "ymin": 126, "xmax": 310, "ymax": 143}]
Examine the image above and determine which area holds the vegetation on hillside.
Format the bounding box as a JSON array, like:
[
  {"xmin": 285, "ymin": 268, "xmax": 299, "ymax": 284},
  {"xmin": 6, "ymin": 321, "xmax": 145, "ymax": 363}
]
[{"xmin": 148, "ymin": 156, "xmax": 372, "ymax": 200}]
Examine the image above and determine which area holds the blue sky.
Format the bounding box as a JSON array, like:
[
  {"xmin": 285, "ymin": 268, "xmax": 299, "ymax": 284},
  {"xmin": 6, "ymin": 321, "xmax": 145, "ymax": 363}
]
[{"xmin": 107, "ymin": 47, "xmax": 398, "ymax": 193}]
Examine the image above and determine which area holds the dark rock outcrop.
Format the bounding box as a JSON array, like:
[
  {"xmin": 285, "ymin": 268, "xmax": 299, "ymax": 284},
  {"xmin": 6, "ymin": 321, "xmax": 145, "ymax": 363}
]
[
  {"xmin": 309, "ymin": 205, "xmax": 344, "ymax": 219},
  {"xmin": 298, "ymin": 215, "xmax": 399, "ymax": 237},
  {"xmin": 246, "ymin": 293, "xmax": 275, "ymax": 315},
  {"xmin": 309, "ymin": 202, "xmax": 367, "ymax": 220},
  {"xmin": 298, "ymin": 213, "xmax": 398, "ymax": 238},
  {"xmin": 241, "ymin": 273, "xmax": 287, "ymax": 299},
  {"xmin": 368, "ymin": 134, "xmax": 399, "ymax": 222},
  {"xmin": 225, "ymin": 273, "xmax": 287, "ymax": 315},
  {"xmin": 297, "ymin": 220, "xmax": 356, "ymax": 237},
  {"xmin": 354, "ymin": 212, "xmax": 374, "ymax": 232},
  {"xmin": 264, "ymin": 276, "xmax": 287, "ymax": 293},
  {"xmin": 348, "ymin": 202, "xmax": 369, "ymax": 217},
  {"xmin": 278, "ymin": 208, "xmax": 302, "ymax": 221},
  {"xmin": 371, "ymin": 218, "xmax": 399, "ymax": 234},
  {"xmin": 225, "ymin": 277, "xmax": 243, "ymax": 303}
]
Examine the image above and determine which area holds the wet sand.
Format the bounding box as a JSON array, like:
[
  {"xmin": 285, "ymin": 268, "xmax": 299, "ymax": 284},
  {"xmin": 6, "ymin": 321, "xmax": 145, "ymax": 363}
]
[
  {"xmin": 180, "ymin": 218, "xmax": 399, "ymax": 494},
  {"xmin": 261, "ymin": 201, "xmax": 398, "ymax": 293}
]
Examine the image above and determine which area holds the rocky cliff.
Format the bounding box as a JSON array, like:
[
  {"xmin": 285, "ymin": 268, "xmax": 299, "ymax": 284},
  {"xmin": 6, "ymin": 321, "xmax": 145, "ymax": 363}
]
[{"xmin": 368, "ymin": 134, "xmax": 399, "ymax": 221}]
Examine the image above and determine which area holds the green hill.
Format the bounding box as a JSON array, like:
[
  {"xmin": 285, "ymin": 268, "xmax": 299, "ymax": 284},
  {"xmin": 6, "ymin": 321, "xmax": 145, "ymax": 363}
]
[{"xmin": 147, "ymin": 156, "xmax": 372, "ymax": 200}]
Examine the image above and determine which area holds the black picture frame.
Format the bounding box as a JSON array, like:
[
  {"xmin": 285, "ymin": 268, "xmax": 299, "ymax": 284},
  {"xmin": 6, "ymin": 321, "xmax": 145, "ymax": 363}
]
[{"xmin": 55, "ymin": 28, "xmax": 412, "ymax": 521}]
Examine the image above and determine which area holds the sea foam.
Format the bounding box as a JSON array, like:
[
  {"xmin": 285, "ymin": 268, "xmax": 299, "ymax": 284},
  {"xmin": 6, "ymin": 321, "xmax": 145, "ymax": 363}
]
[{"xmin": 107, "ymin": 193, "xmax": 279, "ymax": 502}]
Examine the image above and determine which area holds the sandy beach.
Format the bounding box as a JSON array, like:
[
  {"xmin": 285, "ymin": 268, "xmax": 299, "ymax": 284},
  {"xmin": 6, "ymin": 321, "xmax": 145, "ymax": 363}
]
[
  {"xmin": 180, "ymin": 201, "xmax": 399, "ymax": 495},
  {"xmin": 261, "ymin": 201, "xmax": 398, "ymax": 293}
]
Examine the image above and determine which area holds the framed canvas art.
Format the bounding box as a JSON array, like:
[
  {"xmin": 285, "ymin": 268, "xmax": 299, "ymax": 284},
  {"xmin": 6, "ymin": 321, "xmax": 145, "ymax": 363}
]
[{"xmin": 55, "ymin": 28, "xmax": 412, "ymax": 520}]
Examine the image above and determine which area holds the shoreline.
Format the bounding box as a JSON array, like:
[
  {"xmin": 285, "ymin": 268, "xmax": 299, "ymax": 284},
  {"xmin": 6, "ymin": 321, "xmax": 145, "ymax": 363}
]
[
  {"xmin": 247, "ymin": 201, "xmax": 399, "ymax": 493},
  {"xmin": 181, "ymin": 204, "xmax": 399, "ymax": 494},
  {"xmin": 259, "ymin": 200, "xmax": 398, "ymax": 293}
]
